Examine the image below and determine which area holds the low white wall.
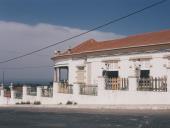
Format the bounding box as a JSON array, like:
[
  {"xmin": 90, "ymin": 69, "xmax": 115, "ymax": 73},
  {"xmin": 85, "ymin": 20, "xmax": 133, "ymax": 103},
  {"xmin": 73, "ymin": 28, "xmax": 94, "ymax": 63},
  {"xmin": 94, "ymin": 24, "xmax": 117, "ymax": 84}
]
[
  {"xmin": 52, "ymin": 79, "xmax": 170, "ymax": 105},
  {"xmin": 0, "ymin": 96, "xmax": 22, "ymax": 105},
  {"xmin": 1, "ymin": 74, "xmax": 170, "ymax": 105},
  {"xmin": 22, "ymin": 95, "xmax": 37, "ymax": 103},
  {"xmin": 1, "ymin": 89, "xmax": 170, "ymax": 105},
  {"xmin": 52, "ymin": 91, "xmax": 170, "ymax": 105}
]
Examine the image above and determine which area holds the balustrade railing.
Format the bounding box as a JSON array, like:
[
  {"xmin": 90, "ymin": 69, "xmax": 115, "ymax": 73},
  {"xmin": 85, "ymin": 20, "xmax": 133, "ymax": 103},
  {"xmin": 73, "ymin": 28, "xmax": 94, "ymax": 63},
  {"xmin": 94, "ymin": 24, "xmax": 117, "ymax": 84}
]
[
  {"xmin": 137, "ymin": 77, "xmax": 167, "ymax": 92},
  {"xmin": 80, "ymin": 85, "xmax": 98, "ymax": 96},
  {"xmin": 105, "ymin": 78, "xmax": 129, "ymax": 90},
  {"xmin": 13, "ymin": 86, "xmax": 23, "ymax": 99},
  {"xmin": 41, "ymin": 86, "xmax": 53, "ymax": 97},
  {"xmin": 4, "ymin": 90, "xmax": 11, "ymax": 98},
  {"xmin": 58, "ymin": 82, "xmax": 73, "ymax": 94},
  {"xmin": 14, "ymin": 91, "xmax": 23, "ymax": 99},
  {"xmin": 27, "ymin": 86, "xmax": 37, "ymax": 96}
]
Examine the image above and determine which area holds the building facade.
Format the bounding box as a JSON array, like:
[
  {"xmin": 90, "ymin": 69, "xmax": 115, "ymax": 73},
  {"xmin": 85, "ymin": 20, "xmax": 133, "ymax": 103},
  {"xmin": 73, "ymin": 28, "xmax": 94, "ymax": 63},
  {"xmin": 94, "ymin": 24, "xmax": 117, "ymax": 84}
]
[{"xmin": 51, "ymin": 29, "xmax": 170, "ymax": 105}]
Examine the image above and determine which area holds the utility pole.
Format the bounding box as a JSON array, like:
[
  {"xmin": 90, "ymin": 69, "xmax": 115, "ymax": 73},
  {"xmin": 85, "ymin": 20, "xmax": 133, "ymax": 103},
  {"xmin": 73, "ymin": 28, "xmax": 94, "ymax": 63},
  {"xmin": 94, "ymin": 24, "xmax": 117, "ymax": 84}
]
[{"xmin": 2, "ymin": 70, "xmax": 4, "ymax": 88}]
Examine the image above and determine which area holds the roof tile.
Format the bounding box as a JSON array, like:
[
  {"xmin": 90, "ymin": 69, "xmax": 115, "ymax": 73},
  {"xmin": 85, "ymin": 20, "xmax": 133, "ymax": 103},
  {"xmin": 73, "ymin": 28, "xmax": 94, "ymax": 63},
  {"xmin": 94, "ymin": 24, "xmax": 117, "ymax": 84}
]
[{"xmin": 56, "ymin": 29, "xmax": 170, "ymax": 58}]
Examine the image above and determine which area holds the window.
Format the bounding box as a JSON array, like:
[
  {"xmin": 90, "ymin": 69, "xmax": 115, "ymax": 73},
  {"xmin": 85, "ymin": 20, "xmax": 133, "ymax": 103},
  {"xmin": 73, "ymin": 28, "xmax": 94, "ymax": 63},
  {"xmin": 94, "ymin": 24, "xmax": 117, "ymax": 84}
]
[
  {"xmin": 59, "ymin": 67, "xmax": 68, "ymax": 82},
  {"xmin": 103, "ymin": 70, "xmax": 119, "ymax": 78},
  {"xmin": 140, "ymin": 70, "xmax": 150, "ymax": 78},
  {"xmin": 76, "ymin": 66, "xmax": 85, "ymax": 84}
]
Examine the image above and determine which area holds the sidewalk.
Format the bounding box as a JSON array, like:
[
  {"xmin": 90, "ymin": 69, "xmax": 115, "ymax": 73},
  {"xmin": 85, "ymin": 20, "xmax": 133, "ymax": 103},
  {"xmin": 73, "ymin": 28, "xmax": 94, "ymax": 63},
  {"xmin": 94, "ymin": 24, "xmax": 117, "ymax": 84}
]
[{"xmin": 1, "ymin": 104, "xmax": 170, "ymax": 110}]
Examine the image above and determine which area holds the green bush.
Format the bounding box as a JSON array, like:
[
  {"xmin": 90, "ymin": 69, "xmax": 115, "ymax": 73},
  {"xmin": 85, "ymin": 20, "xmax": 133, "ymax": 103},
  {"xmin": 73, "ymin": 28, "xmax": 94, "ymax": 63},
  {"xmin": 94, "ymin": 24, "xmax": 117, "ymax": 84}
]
[
  {"xmin": 34, "ymin": 101, "xmax": 41, "ymax": 105},
  {"xmin": 58, "ymin": 102, "xmax": 62, "ymax": 105},
  {"xmin": 21, "ymin": 101, "xmax": 25, "ymax": 104},
  {"xmin": 26, "ymin": 101, "xmax": 30, "ymax": 104},
  {"xmin": 74, "ymin": 102, "xmax": 77, "ymax": 105},
  {"xmin": 66, "ymin": 101, "xmax": 73, "ymax": 105}
]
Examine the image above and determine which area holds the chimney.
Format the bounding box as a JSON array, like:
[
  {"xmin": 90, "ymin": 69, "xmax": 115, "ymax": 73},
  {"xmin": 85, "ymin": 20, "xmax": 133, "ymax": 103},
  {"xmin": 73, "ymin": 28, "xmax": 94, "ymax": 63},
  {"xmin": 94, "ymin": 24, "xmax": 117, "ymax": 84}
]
[
  {"xmin": 54, "ymin": 50, "xmax": 61, "ymax": 55},
  {"xmin": 67, "ymin": 48, "xmax": 71, "ymax": 54}
]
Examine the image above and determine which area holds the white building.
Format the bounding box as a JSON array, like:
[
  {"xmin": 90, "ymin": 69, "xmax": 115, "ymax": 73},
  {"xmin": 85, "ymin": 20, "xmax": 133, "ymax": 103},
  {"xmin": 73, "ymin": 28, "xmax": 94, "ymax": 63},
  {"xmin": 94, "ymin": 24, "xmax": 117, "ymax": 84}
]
[{"xmin": 51, "ymin": 29, "xmax": 170, "ymax": 105}]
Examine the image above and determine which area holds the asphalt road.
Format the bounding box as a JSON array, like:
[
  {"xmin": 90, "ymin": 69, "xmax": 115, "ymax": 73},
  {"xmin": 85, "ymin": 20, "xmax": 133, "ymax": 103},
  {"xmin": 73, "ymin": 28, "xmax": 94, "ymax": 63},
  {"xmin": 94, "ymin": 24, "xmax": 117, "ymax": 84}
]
[{"xmin": 0, "ymin": 107, "xmax": 170, "ymax": 128}]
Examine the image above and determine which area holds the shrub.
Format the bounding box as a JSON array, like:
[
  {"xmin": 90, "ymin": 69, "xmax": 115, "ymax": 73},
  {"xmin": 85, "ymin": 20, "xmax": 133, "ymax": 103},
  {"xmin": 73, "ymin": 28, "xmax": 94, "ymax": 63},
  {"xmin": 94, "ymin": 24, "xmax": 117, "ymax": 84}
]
[
  {"xmin": 26, "ymin": 101, "xmax": 30, "ymax": 104},
  {"xmin": 58, "ymin": 102, "xmax": 62, "ymax": 105},
  {"xmin": 74, "ymin": 102, "xmax": 77, "ymax": 105},
  {"xmin": 66, "ymin": 101, "xmax": 73, "ymax": 105},
  {"xmin": 21, "ymin": 101, "xmax": 25, "ymax": 104},
  {"xmin": 34, "ymin": 101, "xmax": 41, "ymax": 105}
]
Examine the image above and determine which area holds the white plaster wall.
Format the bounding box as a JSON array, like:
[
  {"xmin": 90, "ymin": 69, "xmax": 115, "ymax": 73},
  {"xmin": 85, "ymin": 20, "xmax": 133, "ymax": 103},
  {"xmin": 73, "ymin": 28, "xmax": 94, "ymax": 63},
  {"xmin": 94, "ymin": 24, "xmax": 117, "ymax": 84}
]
[
  {"xmin": 51, "ymin": 91, "xmax": 170, "ymax": 105},
  {"xmin": 69, "ymin": 59, "xmax": 85, "ymax": 84},
  {"xmin": 2, "ymin": 91, "xmax": 170, "ymax": 105},
  {"xmin": 87, "ymin": 52, "xmax": 170, "ymax": 82},
  {"xmin": 90, "ymin": 61, "xmax": 103, "ymax": 85},
  {"xmin": 50, "ymin": 76, "xmax": 170, "ymax": 105},
  {"xmin": 22, "ymin": 95, "xmax": 38, "ymax": 103},
  {"xmin": 54, "ymin": 51, "xmax": 170, "ymax": 85},
  {"xmin": 119, "ymin": 58, "xmax": 130, "ymax": 77},
  {"xmin": 150, "ymin": 57, "xmax": 167, "ymax": 77},
  {"xmin": 0, "ymin": 97, "xmax": 22, "ymax": 105}
]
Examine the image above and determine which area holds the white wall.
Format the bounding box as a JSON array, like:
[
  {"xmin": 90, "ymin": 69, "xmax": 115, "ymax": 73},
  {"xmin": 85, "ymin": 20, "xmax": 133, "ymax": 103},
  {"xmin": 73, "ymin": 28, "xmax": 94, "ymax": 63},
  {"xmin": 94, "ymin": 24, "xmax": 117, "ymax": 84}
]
[
  {"xmin": 52, "ymin": 79, "xmax": 170, "ymax": 105},
  {"xmin": 55, "ymin": 52, "xmax": 170, "ymax": 85}
]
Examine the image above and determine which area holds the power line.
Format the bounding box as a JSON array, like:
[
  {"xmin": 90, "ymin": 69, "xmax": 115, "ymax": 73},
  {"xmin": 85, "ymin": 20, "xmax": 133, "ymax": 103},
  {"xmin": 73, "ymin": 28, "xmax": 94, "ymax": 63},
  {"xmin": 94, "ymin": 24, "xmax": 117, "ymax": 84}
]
[
  {"xmin": 0, "ymin": 65, "xmax": 53, "ymax": 70},
  {"xmin": 0, "ymin": 0, "xmax": 167, "ymax": 64},
  {"xmin": 1, "ymin": 49, "xmax": 170, "ymax": 71},
  {"xmin": 0, "ymin": 50, "xmax": 51, "ymax": 57}
]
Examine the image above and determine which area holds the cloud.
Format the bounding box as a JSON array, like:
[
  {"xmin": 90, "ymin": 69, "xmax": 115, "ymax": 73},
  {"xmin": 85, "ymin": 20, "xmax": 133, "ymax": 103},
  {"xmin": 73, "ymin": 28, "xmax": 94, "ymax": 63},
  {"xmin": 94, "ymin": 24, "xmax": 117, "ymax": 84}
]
[{"xmin": 0, "ymin": 21, "xmax": 124, "ymax": 83}]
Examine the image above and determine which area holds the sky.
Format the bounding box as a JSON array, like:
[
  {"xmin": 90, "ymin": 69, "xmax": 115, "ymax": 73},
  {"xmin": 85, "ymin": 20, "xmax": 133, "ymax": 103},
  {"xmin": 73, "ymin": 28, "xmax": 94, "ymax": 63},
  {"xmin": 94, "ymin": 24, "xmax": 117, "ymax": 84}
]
[{"xmin": 0, "ymin": 0, "xmax": 170, "ymax": 84}]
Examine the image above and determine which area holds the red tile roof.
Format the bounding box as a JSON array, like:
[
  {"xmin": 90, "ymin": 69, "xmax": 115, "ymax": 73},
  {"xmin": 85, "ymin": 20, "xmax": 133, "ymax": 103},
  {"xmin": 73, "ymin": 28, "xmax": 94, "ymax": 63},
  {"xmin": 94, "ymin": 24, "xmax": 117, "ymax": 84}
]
[{"xmin": 54, "ymin": 29, "xmax": 170, "ymax": 58}]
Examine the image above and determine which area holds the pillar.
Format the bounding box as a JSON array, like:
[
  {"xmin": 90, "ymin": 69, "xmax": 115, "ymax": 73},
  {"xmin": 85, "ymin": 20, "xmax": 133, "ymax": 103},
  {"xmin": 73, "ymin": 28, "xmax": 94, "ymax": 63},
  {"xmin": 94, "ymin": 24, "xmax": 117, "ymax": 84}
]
[
  {"xmin": 73, "ymin": 83, "xmax": 80, "ymax": 102},
  {"xmin": 11, "ymin": 90, "xmax": 15, "ymax": 99},
  {"xmin": 53, "ymin": 67, "xmax": 57, "ymax": 82},
  {"xmin": 73, "ymin": 84, "xmax": 79, "ymax": 96},
  {"xmin": 37, "ymin": 86, "xmax": 42, "ymax": 99},
  {"xmin": 10, "ymin": 85, "xmax": 15, "ymax": 99},
  {"xmin": 0, "ymin": 89, "xmax": 4, "ymax": 97},
  {"xmin": 97, "ymin": 77, "xmax": 105, "ymax": 96},
  {"xmin": 167, "ymin": 67, "xmax": 170, "ymax": 92},
  {"xmin": 53, "ymin": 82, "xmax": 59, "ymax": 98},
  {"xmin": 22, "ymin": 85, "xmax": 27, "ymax": 101},
  {"xmin": 128, "ymin": 68, "xmax": 139, "ymax": 91},
  {"xmin": 128, "ymin": 76, "xmax": 138, "ymax": 91}
]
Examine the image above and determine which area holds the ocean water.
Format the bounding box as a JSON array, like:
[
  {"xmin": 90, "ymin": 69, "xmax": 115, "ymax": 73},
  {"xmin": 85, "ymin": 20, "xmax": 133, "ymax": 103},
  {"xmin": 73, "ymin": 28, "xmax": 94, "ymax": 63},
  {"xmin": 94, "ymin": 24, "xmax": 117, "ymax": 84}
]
[{"xmin": 0, "ymin": 108, "xmax": 170, "ymax": 128}]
